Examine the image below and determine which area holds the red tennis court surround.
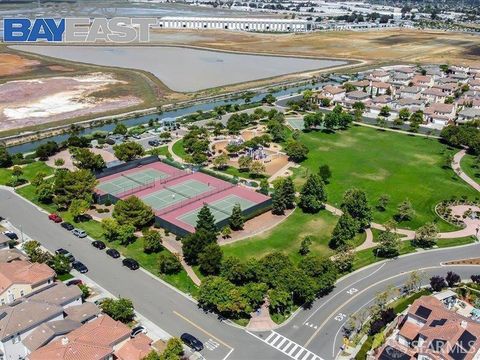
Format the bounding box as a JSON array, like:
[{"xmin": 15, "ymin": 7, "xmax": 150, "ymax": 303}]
[{"xmin": 94, "ymin": 159, "xmax": 272, "ymax": 236}]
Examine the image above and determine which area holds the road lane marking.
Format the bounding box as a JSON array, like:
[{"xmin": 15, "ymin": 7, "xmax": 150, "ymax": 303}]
[
  {"xmin": 303, "ymin": 265, "xmax": 442, "ymax": 348},
  {"xmin": 247, "ymin": 330, "xmax": 323, "ymax": 360},
  {"xmin": 302, "ymin": 263, "xmax": 386, "ymax": 324},
  {"xmin": 173, "ymin": 311, "xmax": 233, "ymax": 350}
]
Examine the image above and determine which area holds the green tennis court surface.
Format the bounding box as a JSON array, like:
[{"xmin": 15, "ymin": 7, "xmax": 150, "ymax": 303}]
[
  {"xmin": 286, "ymin": 118, "xmax": 305, "ymax": 130},
  {"xmin": 178, "ymin": 194, "xmax": 256, "ymax": 226},
  {"xmin": 142, "ymin": 179, "xmax": 214, "ymax": 211},
  {"xmin": 97, "ymin": 168, "xmax": 168, "ymax": 195}
]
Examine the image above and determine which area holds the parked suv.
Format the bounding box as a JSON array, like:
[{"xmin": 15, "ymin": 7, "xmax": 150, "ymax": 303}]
[
  {"xmin": 72, "ymin": 229, "xmax": 87, "ymax": 238},
  {"xmin": 55, "ymin": 248, "xmax": 75, "ymax": 263}
]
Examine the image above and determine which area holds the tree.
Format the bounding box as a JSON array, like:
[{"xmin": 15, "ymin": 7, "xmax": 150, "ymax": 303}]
[
  {"xmin": 113, "ymin": 142, "xmax": 145, "ymax": 162},
  {"xmin": 160, "ymin": 337, "xmax": 184, "ymax": 360},
  {"xmin": 35, "ymin": 141, "xmax": 59, "ymax": 160},
  {"xmin": 113, "ymin": 196, "xmax": 154, "ymax": 229},
  {"xmin": 117, "ymin": 224, "xmax": 136, "ymax": 245},
  {"xmin": 68, "ymin": 199, "xmax": 90, "ymax": 222},
  {"xmin": 377, "ymin": 194, "xmax": 390, "ymax": 211},
  {"xmin": 430, "ymin": 276, "xmax": 447, "ymax": 292},
  {"xmin": 158, "ymin": 252, "xmax": 182, "ymax": 275},
  {"xmin": 259, "ymin": 178, "xmax": 269, "ymax": 195},
  {"xmin": 113, "ymin": 123, "xmax": 128, "ymax": 135},
  {"xmin": 102, "ymin": 218, "xmax": 120, "ymax": 242},
  {"xmin": 100, "ymin": 298, "xmax": 135, "ymax": 323},
  {"xmin": 299, "ymin": 235, "xmax": 313, "ymax": 256},
  {"xmin": 143, "ymin": 229, "xmax": 162, "ymax": 254},
  {"xmin": 262, "ymin": 93, "xmax": 276, "ymax": 105},
  {"xmin": 379, "ymin": 106, "xmax": 391, "ymax": 117},
  {"xmin": 72, "ymin": 148, "xmax": 105, "ymax": 171},
  {"xmin": 330, "ymin": 213, "xmax": 358, "ymax": 249},
  {"xmin": 36, "ymin": 182, "xmax": 54, "ymax": 204},
  {"xmin": 195, "ymin": 205, "xmax": 218, "ymax": 236},
  {"xmin": 413, "ymin": 222, "xmax": 438, "ymax": 248},
  {"xmin": 353, "ymin": 101, "xmax": 366, "ymax": 121},
  {"xmin": 318, "ymin": 164, "xmax": 332, "ymax": 183},
  {"xmin": 212, "ymin": 153, "xmax": 228, "ymax": 170},
  {"xmin": 49, "ymin": 254, "xmax": 71, "ymax": 275},
  {"xmin": 268, "ymin": 288, "xmax": 293, "ymax": 315},
  {"xmin": 182, "ymin": 229, "xmax": 216, "ymax": 265},
  {"xmin": 280, "ymin": 177, "xmax": 296, "ymax": 210},
  {"xmin": 198, "ymin": 243, "xmax": 223, "ymax": 275},
  {"xmin": 238, "ymin": 156, "xmax": 252, "ymax": 171},
  {"xmin": 53, "ymin": 169, "xmax": 97, "ymax": 209},
  {"xmin": 398, "ymin": 108, "xmax": 411, "ymax": 122},
  {"xmin": 229, "ymin": 204, "xmax": 244, "ymax": 231},
  {"xmin": 377, "ymin": 230, "xmax": 400, "ymax": 258},
  {"xmin": 299, "ymin": 174, "xmax": 327, "ymax": 213},
  {"xmin": 249, "ymin": 161, "xmax": 266, "ymax": 177},
  {"xmin": 271, "ymin": 187, "xmax": 286, "ymax": 215},
  {"xmin": 343, "ymin": 83, "xmax": 356, "ymax": 92},
  {"xmin": 404, "ymin": 270, "xmax": 425, "ymax": 293},
  {"xmin": 396, "ymin": 199, "xmax": 414, "ymax": 222},
  {"xmin": 333, "ymin": 246, "xmax": 355, "ymax": 273},
  {"xmin": 341, "ymin": 188, "xmax": 372, "ymax": 229},
  {"xmin": 0, "ymin": 147, "xmax": 12, "ymax": 168},
  {"xmin": 299, "ymin": 255, "xmax": 337, "ymax": 295},
  {"xmin": 221, "ymin": 226, "xmax": 232, "ymax": 239},
  {"xmin": 284, "ymin": 140, "xmax": 309, "ymax": 163},
  {"xmin": 22, "ymin": 240, "xmax": 52, "ymax": 264},
  {"xmin": 78, "ymin": 284, "xmax": 91, "ymax": 300},
  {"xmin": 31, "ymin": 172, "xmax": 47, "ymax": 187},
  {"xmin": 446, "ymin": 271, "xmax": 461, "ymax": 287},
  {"xmin": 12, "ymin": 166, "xmax": 23, "ymax": 177}
]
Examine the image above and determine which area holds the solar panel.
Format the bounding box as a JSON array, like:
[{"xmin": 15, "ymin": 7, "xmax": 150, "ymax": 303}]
[
  {"xmin": 429, "ymin": 339, "xmax": 446, "ymax": 352},
  {"xmin": 415, "ymin": 305, "xmax": 432, "ymax": 319},
  {"xmin": 379, "ymin": 346, "xmax": 411, "ymax": 360},
  {"xmin": 449, "ymin": 344, "xmax": 468, "ymax": 360},
  {"xmin": 459, "ymin": 330, "xmax": 477, "ymax": 352},
  {"xmin": 430, "ymin": 319, "xmax": 447, "ymax": 327}
]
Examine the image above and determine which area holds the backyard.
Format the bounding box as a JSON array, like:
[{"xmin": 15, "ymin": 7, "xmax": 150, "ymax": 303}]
[{"xmin": 293, "ymin": 125, "xmax": 478, "ymax": 231}]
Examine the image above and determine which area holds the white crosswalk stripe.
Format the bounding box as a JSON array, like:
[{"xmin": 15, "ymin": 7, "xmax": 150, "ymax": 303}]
[{"xmin": 254, "ymin": 331, "xmax": 323, "ymax": 360}]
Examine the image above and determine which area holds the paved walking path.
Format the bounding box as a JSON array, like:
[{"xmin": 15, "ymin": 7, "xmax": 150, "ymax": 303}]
[
  {"xmin": 452, "ymin": 149, "xmax": 480, "ymax": 192},
  {"xmin": 167, "ymin": 137, "xmax": 184, "ymax": 163},
  {"xmin": 162, "ymin": 236, "xmax": 202, "ymax": 286},
  {"xmin": 246, "ymin": 300, "xmax": 278, "ymax": 331}
]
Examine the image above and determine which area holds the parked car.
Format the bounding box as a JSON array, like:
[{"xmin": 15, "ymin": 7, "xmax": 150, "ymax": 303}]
[
  {"xmin": 92, "ymin": 240, "xmax": 106, "ymax": 250},
  {"xmin": 66, "ymin": 279, "xmax": 83, "ymax": 287},
  {"xmin": 130, "ymin": 326, "xmax": 147, "ymax": 338},
  {"xmin": 3, "ymin": 231, "xmax": 18, "ymax": 240},
  {"xmin": 131, "ymin": 134, "xmax": 141, "ymax": 139},
  {"xmin": 55, "ymin": 248, "xmax": 75, "ymax": 263},
  {"xmin": 181, "ymin": 333, "xmax": 204, "ymax": 352},
  {"xmin": 61, "ymin": 222, "xmax": 74, "ymax": 231},
  {"xmin": 148, "ymin": 139, "xmax": 160, "ymax": 147},
  {"xmin": 72, "ymin": 261, "xmax": 88, "ymax": 274},
  {"xmin": 48, "ymin": 213, "xmax": 63, "ymax": 223},
  {"xmin": 122, "ymin": 258, "xmax": 139, "ymax": 270},
  {"xmin": 106, "ymin": 248, "xmax": 120, "ymax": 259},
  {"xmin": 72, "ymin": 229, "xmax": 87, "ymax": 238}
]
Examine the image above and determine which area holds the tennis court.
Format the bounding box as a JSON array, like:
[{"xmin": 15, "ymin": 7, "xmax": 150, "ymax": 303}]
[
  {"xmin": 142, "ymin": 179, "xmax": 214, "ymax": 211},
  {"xmin": 96, "ymin": 168, "xmax": 169, "ymax": 195},
  {"xmin": 286, "ymin": 117, "xmax": 305, "ymax": 130},
  {"xmin": 178, "ymin": 194, "xmax": 256, "ymax": 227}
]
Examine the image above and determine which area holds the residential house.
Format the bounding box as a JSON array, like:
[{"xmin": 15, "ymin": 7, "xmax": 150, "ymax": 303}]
[
  {"xmin": 422, "ymin": 88, "xmax": 447, "ymax": 104},
  {"xmin": 368, "ymin": 70, "xmax": 390, "ymax": 83},
  {"xmin": 392, "ymin": 72, "xmax": 411, "ymax": 87},
  {"xmin": 27, "ymin": 315, "xmax": 135, "ymax": 360},
  {"xmin": 393, "ymin": 98, "xmax": 426, "ymax": 113},
  {"xmin": 394, "ymin": 67, "xmax": 416, "ymax": 78},
  {"xmin": 350, "ymin": 80, "xmax": 370, "ymax": 90},
  {"xmin": 365, "ymin": 96, "xmax": 393, "ymax": 116},
  {"xmin": 343, "ymin": 91, "xmax": 370, "ymax": 107},
  {"xmin": 115, "ymin": 334, "xmax": 153, "ymax": 360},
  {"xmin": 369, "ymin": 82, "xmax": 392, "ymax": 96},
  {"xmin": 0, "ymin": 234, "xmax": 10, "ymax": 252},
  {"xmin": 469, "ymin": 79, "xmax": 480, "ymax": 91},
  {"xmin": 64, "ymin": 302, "xmax": 102, "ymax": 324},
  {"xmin": 317, "ymin": 85, "xmax": 346, "ymax": 103},
  {"xmin": 424, "ymin": 103, "xmax": 456, "ymax": 126},
  {"xmin": 457, "ymin": 108, "xmax": 480, "ymax": 123},
  {"xmin": 22, "ymin": 319, "xmax": 81, "ymax": 353},
  {"xmin": 424, "ymin": 66, "xmax": 444, "ymax": 80},
  {"xmin": 376, "ymin": 295, "xmax": 480, "ymax": 360},
  {"xmin": 0, "ymin": 249, "xmax": 28, "ymax": 264},
  {"xmin": 399, "ymin": 87, "xmax": 423, "ymax": 100},
  {"xmin": 0, "ymin": 261, "xmax": 55, "ymax": 305},
  {"xmin": 433, "ymin": 83, "xmax": 459, "ymax": 96},
  {"xmin": 411, "ymin": 75, "xmax": 434, "ymax": 88},
  {"xmin": 451, "ymin": 65, "xmax": 470, "ymax": 74}
]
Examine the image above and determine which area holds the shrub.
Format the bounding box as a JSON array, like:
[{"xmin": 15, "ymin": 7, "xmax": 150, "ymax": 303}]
[{"xmin": 158, "ymin": 252, "xmax": 182, "ymax": 274}]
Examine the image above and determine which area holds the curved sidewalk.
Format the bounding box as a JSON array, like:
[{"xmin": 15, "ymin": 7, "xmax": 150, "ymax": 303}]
[{"xmin": 452, "ymin": 149, "xmax": 480, "ymax": 192}]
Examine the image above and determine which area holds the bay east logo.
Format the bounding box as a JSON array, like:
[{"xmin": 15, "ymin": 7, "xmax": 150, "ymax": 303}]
[{"xmin": 3, "ymin": 17, "xmax": 157, "ymax": 43}]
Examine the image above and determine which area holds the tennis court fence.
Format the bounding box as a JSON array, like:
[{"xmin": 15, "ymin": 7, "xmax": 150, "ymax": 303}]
[{"xmin": 156, "ymin": 182, "xmax": 236, "ymax": 216}]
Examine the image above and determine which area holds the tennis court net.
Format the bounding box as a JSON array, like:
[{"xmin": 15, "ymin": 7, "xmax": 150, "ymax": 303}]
[
  {"xmin": 164, "ymin": 186, "xmax": 192, "ymax": 199},
  {"xmin": 207, "ymin": 203, "xmax": 231, "ymax": 216},
  {"xmin": 122, "ymin": 173, "xmax": 149, "ymax": 186}
]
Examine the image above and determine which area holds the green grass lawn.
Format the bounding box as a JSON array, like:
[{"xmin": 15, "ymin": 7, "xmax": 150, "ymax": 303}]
[
  {"xmin": 0, "ymin": 162, "xmax": 54, "ymax": 185},
  {"xmin": 171, "ymin": 139, "xmax": 187, "ymax": 159},
  {"xmin": 147, "ymin": 145, "xmax": 169, "ymax": 157},
  {"xmin": 294, "ymin": 126, "xmax": 478, "ymax": 231},
  {"xmin": 460, "ymin": 153, "xmax": 480, "ymax": 183},
  {"xmin": 220, "ymin": 165, "xmax": 267, "ymax": 180},
  {"xmin": 222, "ymin": 208, "xmax": 365, "ymax": 263}
]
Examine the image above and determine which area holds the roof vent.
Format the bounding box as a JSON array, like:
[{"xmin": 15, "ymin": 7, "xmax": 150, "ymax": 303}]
[{"xmin": 61, "ymin": 337, "xmax": 69, "ymax": 346}]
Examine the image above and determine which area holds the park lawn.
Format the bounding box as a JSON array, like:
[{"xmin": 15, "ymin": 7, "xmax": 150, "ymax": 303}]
[
  {"xmin": 171, "ymin": 139, "xmax": 187, "ymax": 159},
  {"xmin": 105, "ymin": 237, "xmax": 198, "ymax": 297},
  {"xmin": 294, "ymin": 125, "xmax": 478, "ymax": 231},
  {"xmin": 222, "ymin": 208, "xmax": 365, "ymax": 263},
  {"xmin": 0, "ymin": 162, "xmax": 54, "ymax": 185},
  {"xmin": 147, "ymin": 145, "xmax": 169, "ymax": 157},
  {"xmin": 460, "ymin": 153, "xmax": 480, "ymax": 183},
  {"xmin": 220, "ymin": 165, "xmax": 267, "ymax": 180}
]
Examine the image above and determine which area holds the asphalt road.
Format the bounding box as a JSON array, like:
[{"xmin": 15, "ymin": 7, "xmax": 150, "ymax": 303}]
[{"xmin": 2, "ymin": 188, "xmax": 480, "ymax": 360}]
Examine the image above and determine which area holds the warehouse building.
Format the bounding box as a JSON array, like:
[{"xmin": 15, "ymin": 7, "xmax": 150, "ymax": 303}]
[{"xmin": 157, "ymin": 17, "xmax": 311, "ymax": 32}]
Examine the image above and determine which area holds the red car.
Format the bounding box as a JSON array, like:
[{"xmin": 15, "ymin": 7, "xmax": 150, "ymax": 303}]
[{"xmin": 48, "ymin": 213, "xmax": 63, "ymax": 223}]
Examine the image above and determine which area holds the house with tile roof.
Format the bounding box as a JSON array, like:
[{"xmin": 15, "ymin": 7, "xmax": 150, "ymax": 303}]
[
  {"xmin": 424, "ymin": 103, "xmax": 456, "ymax": 126},
  {"xmin": 457, "ymin": 108, "xmax": 480, "ymax": 123},
  {"xmin": 27, "ymin": 315, "xmax": 146, "ymax": 360},
  {"xmin": 375, "ymin": 295, "xmax": 480, "ymax": 360},
  {"xmin": 0, "ymin": 261, "xmax": 55, "ymax": 306},
  {"xmin": 0, "ymin": 234, "xmax": 10, "ymax": 252},
  {"xmin": 399, "ymin": 87, "xmax": 423, "ymax": 100},
  {"xmin": 315, "ymin": 85, "xmax": 346, "ymax": 103},
  {"xmin": 115, "ymin": 334, "xmax": 153, "ymax": 360}
]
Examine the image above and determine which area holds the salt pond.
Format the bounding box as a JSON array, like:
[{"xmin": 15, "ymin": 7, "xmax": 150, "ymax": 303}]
[{"xmin": 11, "ymin": 45, "xmax": 348, "ymax": 92}]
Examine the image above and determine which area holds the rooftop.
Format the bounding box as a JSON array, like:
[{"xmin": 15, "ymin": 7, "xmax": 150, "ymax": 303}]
[{"xmin": 0, "ymin": 261, "xmax": 55, "ymax": 294}]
